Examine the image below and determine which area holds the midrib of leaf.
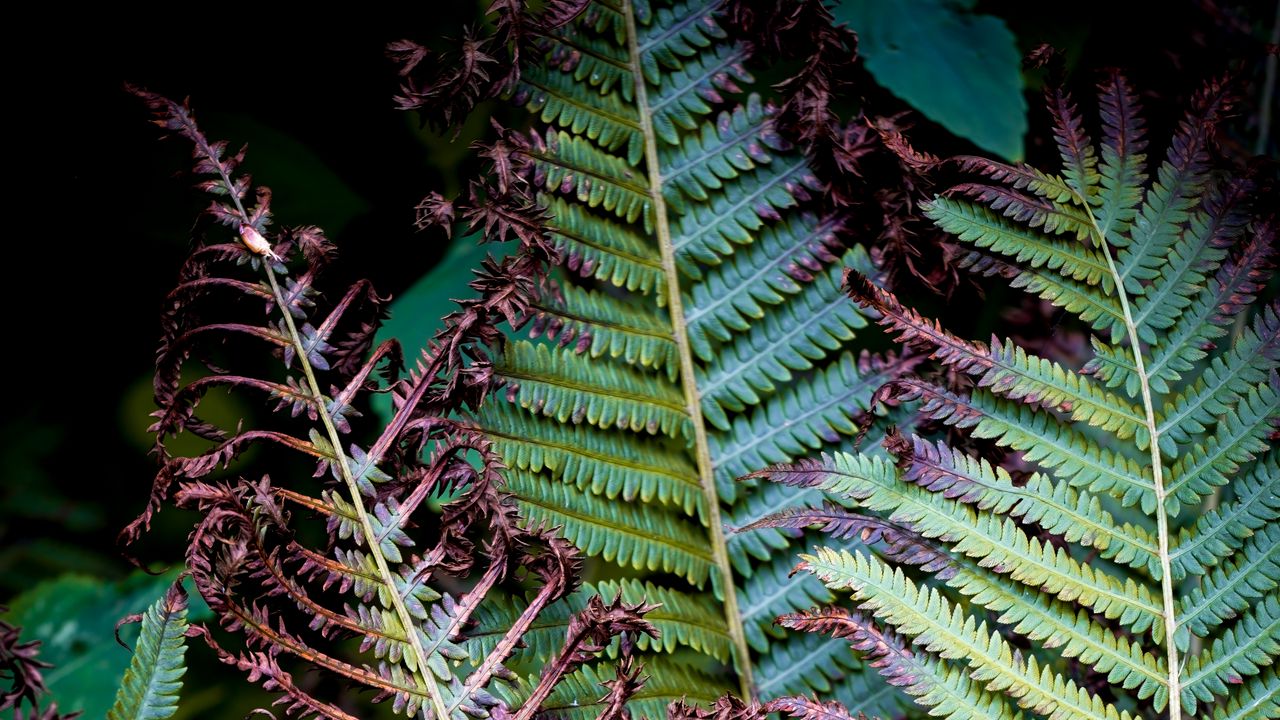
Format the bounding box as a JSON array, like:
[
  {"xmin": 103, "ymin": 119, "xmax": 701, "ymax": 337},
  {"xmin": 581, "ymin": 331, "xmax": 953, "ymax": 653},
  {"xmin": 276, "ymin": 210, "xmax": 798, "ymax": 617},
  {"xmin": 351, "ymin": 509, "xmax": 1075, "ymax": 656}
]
[
  {"xmin": 1086, "ymin": 201, "xmax": 1183, "ymax": 717},
  {"xmin": 262, "ymin": 264, "xmax": 449, "ymax": 720},
  {"xmin": 622, "ymin": 0, "xmax": 752, "ymax": 696}
]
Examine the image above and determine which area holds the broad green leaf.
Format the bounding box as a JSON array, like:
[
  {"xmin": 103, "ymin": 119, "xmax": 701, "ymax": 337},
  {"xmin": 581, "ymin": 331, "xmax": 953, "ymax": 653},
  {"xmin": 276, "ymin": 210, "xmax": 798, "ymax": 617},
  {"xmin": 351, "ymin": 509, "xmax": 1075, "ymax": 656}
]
[{"xmin": 834, "ymin": 0, "xmax": 1027, "ymax": 161}]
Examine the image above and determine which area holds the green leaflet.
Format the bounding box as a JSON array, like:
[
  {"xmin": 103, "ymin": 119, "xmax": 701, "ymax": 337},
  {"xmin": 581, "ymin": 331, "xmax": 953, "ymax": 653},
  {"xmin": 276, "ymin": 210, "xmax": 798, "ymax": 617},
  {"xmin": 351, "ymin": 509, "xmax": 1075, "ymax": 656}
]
[
  {"xmin": 752, "ymin": 68, "xmax": 1277, "ymax": 720},
  {"xmin": 108, "ymin": 582, "xmax": 191, "ymax": 720},
  {"xmin": 799, "ymin": 548, "xmax": 1135, "ymax": 720}
]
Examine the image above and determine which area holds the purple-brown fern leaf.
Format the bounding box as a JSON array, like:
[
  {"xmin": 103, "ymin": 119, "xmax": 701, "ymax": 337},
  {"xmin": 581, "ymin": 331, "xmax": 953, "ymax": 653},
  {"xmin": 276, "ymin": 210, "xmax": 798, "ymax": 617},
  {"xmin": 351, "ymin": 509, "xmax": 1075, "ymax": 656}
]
[{"xmin": 127, "ymin": 89, "xmax": 640, "ymax": 719}]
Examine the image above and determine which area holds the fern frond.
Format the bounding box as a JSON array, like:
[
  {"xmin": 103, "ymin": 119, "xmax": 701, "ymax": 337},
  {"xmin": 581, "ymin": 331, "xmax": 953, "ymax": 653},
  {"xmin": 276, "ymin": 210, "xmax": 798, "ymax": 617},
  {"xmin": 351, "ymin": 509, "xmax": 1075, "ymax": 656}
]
[
  {"xmin": 896, "ymin": 382, "xmax": 1154, "ymax": 508},
  {"xmin": 767, "ymin": 452, "xmax": 1163, "ymax": 632},
  {"xmin": 749, "ymin": 68, "xmax": 1278, "ymax": 720},
  {"xmin": 851, "ymin": 270, "xmax": 1153, "ymax": 446},
  {"xmin": 1043, "ymin": 74, "xmax": 1100, "ymax": 202},
  {"xmin": 526, "ymin": 280, "xmax": 680, "ymax": 378},
  {"xmin": 685, "ymin": 212, "xmax": 843, "ymax": 354},
  {"xmin": 709, "ymin": 350, "xmax": 920, "ymax": 501},
  {"xmin": 886, "ymin": 430, "xmax": 1160, "ymax": 576},
  {"xmin": 1159, "ymin": 302, "xmax": 1280, "ymax": 445},
  {"xmin": 1164, "ymin": 373, "xmax": 1279, "ymax": 510},
  {"xmin": 107, "ymin": 582, "xmax": 190, "ymax": 720},
  {"xmin": 497, "ymin": 340, "xmax": 693, "ymax": 439},
  {"xmin": 955, "ymin": 245, "xmax": 1127, "ymax": 340},
  {"xmin": 698, "ymin": 255, "xmax": 867, "ymax": 428},
  {"xmin": 1093, "ymin": 71, "xmax": 1147, "ymax": 241},
  {"xmin": 517, "ymin": 64, "xmax": 644, "ymax": 166},
  {"xmin": 429, "ymin": 0, "xmax": 915, "ymax": 712},
  {"xmin": 130, "ymin": 85, "xmax": 652, "ymax": 720},
  {"xmin": 545, "ymin": 195, "xmax": 667, "ymax": 296},
  {"xmin": 529, "ymin": 128, "xmax": 652, "ymax": 225},
  {"xmin": 1112, "ymin": 77, "xmax": 1231, "ymax": 285},
  {"xmin": 1172, "ymin": 454, "xmax": 1280, "ymax": 578},
  {"xmin": 1209, "ymin": 664, "xmax": 1278, "ymax": 720},
  {"xmin": 1126, "ymin": 176, "xmax": 1253, "ymax": 348},
  {"xmin": 476, "ymin": 399, "xmax": 702, "ymax": 515},
  {"xmin": 925, "ymin": 197, "xmax": 1111, "ymax": 287},
  {"xmin": 775, "ymin": 607, "xmax": 1019, "ymax": 720}
]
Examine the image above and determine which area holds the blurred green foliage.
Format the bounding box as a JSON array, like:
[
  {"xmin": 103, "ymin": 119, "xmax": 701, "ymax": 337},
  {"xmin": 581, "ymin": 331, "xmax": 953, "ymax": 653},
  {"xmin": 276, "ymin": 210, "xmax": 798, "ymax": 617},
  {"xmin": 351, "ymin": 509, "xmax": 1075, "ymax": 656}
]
[{"xmin": 3, "ymin": 572, "xmax": 209, "ymax": 719}]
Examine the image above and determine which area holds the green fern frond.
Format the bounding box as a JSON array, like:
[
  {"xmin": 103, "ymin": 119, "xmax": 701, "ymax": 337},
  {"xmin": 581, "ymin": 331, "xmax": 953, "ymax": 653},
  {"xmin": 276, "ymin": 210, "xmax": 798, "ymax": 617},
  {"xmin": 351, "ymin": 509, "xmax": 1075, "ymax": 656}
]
[
  {"xmin": 890, "ymin": 431, "xmax": 1160, "ymax": 575},
  {"xmin": 107, "ymin": 582, "xmax": 190, "ymax": 720},
  {"xmin": 709, "ymin": 349, "xmax": 919, "ymax": 501},
  {"xmin": 497, "ymin": 340, "xmax": 693, "ymax": 438},
  {"xmin": 800, "ymin": 450, "xmax": 1163, "ymax": 633},
  {"xmin": 545, "ymin": 195, "xmax": 667, "ymax": 296},
  {"xmin": 519, "ymin": 64, "xmax": 644, "ymax": 165},
  {"xmin": 1172, "ymin": 454, "xmax": 1279, "ymax": 578},
  {"xmin": 1093, "ymin": 71, "xmax": 1148, "ymax": 240},
  {"xmin": 697, "ymin": 255, "xmax": 867, "ymax": 428},
  {"xmin": 1182, "ymin": 594, "xmax": 1280, "ymax": 714},
  {"xmin": 529, "ymin": 129, "xmax": 651, "ymax": 225},
  {"xmin": 956, "ymin": 245, "xmax": 1128, "ymax": 340},
  {"xmin": 477, "ymin": 399, "xmax": 702, "ymax": 515},
  {"xmin": 528, "ymin": 280, "xmax": 680, "ymax": 378},
  {"xmin": 927, "ymin": 197, "xmax": 1113, "ymax": 288},
  {"xmin": 442, "ymin": 0, "xmax": 911, "ymax": 712},
  {"xmin": 752, "ymin": 69, "xmax": 1277, "ymax": 720}
]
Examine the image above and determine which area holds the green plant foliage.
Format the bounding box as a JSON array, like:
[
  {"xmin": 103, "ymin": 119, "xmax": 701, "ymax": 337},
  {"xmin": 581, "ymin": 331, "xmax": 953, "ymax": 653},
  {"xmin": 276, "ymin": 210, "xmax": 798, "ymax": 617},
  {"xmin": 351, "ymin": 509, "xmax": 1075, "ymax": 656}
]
[
  {"xmin": 756, "ymin": 70, "xmax": 1278, "ymax": 718},
  {"xmin": 3, "ymin": 571, "xmax": 208, "ymax": 719},
  {"xmin": 394, "ymin": 0, "xmax": 920, "ymax": 714},
  {"xmin": 832, "ymin": 0, "xmax": 1027, "ymax": 161},
  {"xmin": 108, "ymin": 581, "xmax": 191, "ymax": 720}
]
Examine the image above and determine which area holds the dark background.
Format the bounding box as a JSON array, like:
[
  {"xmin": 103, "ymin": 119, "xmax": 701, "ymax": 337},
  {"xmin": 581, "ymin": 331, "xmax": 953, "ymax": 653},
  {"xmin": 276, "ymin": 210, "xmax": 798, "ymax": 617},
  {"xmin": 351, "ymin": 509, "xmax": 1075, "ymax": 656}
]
[{"xmin": 3, "ymin": 1, "xmax": 1275, "ymax": 717}]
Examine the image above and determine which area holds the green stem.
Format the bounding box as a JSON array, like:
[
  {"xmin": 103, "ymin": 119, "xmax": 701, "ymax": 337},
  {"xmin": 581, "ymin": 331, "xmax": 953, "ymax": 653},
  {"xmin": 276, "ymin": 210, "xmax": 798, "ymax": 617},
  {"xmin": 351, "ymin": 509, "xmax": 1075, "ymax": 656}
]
[
  {"xmin": 1086, "ymin": 206, "xmax": 1182, "ymax": 719},
  {"xmin": 262, "ymin": 265, "xmax": 451, "ymax": 720},
  {"xmin": 621, "ymin": 0, "xmax": 754, "ymax": 698}
]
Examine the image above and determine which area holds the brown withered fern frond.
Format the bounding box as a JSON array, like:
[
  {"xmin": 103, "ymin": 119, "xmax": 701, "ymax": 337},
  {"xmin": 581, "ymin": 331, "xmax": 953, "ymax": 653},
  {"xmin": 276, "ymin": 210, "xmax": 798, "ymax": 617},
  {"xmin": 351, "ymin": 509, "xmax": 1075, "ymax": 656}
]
[
  {"xmin": 1, "ymin": 613, "xmax": 80, "ymax": 720},
  {"xmin": 123, "ymin": 88, "xmax": 655, "ymax": 720},
  {"xmin": 721, "ymin": 0, "xmax": 958, "ymax": 293},
  {"xmin": 390, "ymin": 0, "xmax": 593, "ymax": 132}
]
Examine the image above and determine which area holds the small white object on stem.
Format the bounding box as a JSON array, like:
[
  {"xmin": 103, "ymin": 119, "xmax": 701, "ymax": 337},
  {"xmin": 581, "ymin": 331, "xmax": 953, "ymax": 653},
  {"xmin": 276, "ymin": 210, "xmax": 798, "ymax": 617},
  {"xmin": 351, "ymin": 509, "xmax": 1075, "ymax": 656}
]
[{"xmin": 239, "ymin": 224, "xmax": 281, "ymax": 261}]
